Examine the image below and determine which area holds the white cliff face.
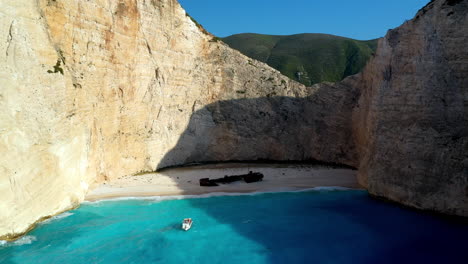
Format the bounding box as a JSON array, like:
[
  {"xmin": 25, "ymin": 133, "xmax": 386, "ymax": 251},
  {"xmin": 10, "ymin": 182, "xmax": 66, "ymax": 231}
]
[
  {"xmin": 0, "ymin": 0, "xmax": 309, "ymax": 239},
  {"xmin": 1, "ymin": 0, "xmax": 466, "ymax": 240},
  {"xmin": 0, "ymin": 0, "xmax": 93, "ymax": 239}
]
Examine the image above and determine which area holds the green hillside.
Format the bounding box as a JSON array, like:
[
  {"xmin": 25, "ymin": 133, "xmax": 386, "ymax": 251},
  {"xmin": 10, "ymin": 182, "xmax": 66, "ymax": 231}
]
[{"xmin": 222, "ymin": 33, "xmax": 378, "ymax": 86}]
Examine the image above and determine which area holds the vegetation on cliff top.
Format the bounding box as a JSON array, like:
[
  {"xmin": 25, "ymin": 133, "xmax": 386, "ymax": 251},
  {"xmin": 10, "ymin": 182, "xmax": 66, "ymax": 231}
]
[{"xmin": 223, "ymin": 33, "xmax": 378, "ymax": 86}]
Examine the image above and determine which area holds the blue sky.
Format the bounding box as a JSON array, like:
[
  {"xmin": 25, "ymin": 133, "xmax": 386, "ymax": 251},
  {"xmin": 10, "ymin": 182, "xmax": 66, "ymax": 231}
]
[{"xmin": 178, "ymin": 0, "xmax": 430, "ymax": 40}]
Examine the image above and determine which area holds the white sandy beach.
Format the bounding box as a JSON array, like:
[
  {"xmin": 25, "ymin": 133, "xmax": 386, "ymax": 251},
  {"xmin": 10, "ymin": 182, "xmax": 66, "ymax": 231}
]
[{"xmin": 85, "ymin": 163, "xmax": 361, "ymax": 201}]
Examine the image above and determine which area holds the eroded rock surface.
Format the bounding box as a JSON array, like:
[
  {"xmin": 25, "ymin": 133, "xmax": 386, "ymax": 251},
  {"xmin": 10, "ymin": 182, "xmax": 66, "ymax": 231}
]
[
  {"xmin": 353, "ymin": 0, "xmax": 468, "ymax": 216},
  {"xmin": 0, "ymin": 0, "xmax": 466, "ymax": 239},
  {"xmin": 304, "ymin": 0, "xmax": 467, "ymax": 216},
  {"xmin": 0, "ymin": 0, "xmax": 314, "ymax": 239}
]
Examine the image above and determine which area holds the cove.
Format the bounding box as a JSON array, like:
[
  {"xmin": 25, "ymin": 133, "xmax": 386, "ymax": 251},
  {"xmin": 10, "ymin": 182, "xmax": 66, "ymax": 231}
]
[{"xmin": 1, "ymin": 189, "xmax": 467, "ymax": 264}]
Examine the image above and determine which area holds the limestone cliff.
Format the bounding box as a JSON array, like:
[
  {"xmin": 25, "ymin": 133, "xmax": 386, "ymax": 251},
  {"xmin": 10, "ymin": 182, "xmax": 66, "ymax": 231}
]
[
  {"xmin": 297, "ymin": 0, "xmax": 467, "ymax": 216},
  {"xmin": 0, "ymin": 0, "xmax": 466, "ymax": 240},
  {"xmin": 0, "ymin": 0, "xmax": 310, "ymax": 239},
  {"xmin": 161, "ymin": 0, "xmax": 468, "ymax": 216},
  {"xmin": 352, "ymin": 0, "xmax": 468, "ymax": 216}
]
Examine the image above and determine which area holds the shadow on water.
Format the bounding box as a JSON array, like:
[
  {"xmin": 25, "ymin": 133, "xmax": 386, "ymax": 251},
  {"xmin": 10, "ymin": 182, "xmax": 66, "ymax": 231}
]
[
  {"xmin": 155, "ymin": 92, "xmax": 362, "ymax": 264},
  {"xmin": 185, "ymin": 189, "xmax": 468, "ymax": 264},
  {"xmin": 156, "ymin": 94, "xmax": 468, "ymax": 263},
  {"xmin": 2, "ymin": 92, "xmax": 468, "ymax": 263}
]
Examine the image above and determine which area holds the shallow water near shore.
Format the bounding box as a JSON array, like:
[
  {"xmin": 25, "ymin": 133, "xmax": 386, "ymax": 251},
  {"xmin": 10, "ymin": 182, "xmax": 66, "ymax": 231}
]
[{"xmin": 1, "ymin": 189, "xmax": 467, "ymax": 264}]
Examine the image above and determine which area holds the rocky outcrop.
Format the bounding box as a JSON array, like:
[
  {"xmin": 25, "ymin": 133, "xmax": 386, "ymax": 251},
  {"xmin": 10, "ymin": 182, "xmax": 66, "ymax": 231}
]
[
  {"xmin": 158, "ymin": 83, "xmax": 360, "ymax": 169},
  {"xmin": 299, "ymin": 0, "xmax": 467, "ymax": 216},
  {"xmin": 352, "ymin": 0, "xmax": 468, "ymax": 216},
  {"xmin": 0, "ymin": 0, "xmax": 318, "ymax": 240},
  {"xmin": 0, "ymin": 0, "xmax": 466, "ymax": 240},
  {"xmin": 161, "ymin": 0, "xmax": 468, "ymax": 217}
]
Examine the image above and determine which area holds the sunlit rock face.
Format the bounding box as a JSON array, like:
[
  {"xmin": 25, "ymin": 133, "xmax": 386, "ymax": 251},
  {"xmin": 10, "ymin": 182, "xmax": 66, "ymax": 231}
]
[
  {"xmin": 0, "ymin": 0, "xmax": 466, "ymax": 240},
  {"xmin": 0, "ymin": 0, "xmax": 319, "ymax": 239}
]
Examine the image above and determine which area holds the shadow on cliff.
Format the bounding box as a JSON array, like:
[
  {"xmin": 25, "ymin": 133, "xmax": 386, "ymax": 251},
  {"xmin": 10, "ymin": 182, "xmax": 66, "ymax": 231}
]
[
  {"xmin": 157, "ymin": 90, "xmax": 360, "ymax": 171},
  {"xmin": 154, "ymin": 92, "xmax": 360, "ymax": 263},
  {"xmin": 155, "ymin": 91, "xmax": 468, "ymax": 263}
]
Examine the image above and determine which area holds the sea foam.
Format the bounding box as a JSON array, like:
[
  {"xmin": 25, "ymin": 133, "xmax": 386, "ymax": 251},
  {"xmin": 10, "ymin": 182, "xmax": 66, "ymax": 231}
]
[
  {"xmin": 0, "ymin": 236, "xmax": 37, "ymax": 247},
  {"xmin": 41, "ymin": 212, "xmax": 74, "ymax": 225},
  {"xmin": 13, "ymin": 236, "xmax": 37, "ymax": 246}
]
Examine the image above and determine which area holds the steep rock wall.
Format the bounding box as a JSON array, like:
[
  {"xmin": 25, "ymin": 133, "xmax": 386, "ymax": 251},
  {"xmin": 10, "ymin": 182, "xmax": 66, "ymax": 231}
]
[
  {"xmin": 0, "ymin": 0, "xmax": 466, "ymax": 240},
  {"xmin": 301, "ymin": 0, "xmax": 468, "ymax": 216},
  {"xmin": 353, "ymin": 0, "xmax": 468, "ymax": 216},
  {"xmin": 1, "ymin": 0, "xmax": 355, "ymax": 239},
  {"xmin": 158, "ymin": 81, "xmax": 360, "ymax": 169}
]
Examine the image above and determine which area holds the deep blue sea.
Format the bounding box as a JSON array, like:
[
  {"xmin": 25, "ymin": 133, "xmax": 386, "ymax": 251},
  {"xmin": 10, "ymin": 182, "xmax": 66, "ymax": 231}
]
[{"xmin": 1, "ymin": 189, "xmax": 467, "ymax": 264}]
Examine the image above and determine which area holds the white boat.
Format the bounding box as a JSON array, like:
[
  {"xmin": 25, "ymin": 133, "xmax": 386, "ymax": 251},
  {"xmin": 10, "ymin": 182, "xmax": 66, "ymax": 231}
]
[{"xmin": 182, "ymin": 218, "xmax": 193, "ymax": 231}]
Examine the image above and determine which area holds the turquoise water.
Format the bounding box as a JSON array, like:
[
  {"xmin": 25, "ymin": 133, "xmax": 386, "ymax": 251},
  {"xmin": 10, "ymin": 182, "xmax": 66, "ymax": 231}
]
[{"xmin": 1, "ymin": 189, "xmax": 467, "ymax": 264}]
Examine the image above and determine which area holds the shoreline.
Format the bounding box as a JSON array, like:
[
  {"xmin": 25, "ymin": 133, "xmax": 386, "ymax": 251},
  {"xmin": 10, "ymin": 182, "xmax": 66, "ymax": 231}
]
[
  {"xmin": 84, "ymin": 186, "xmax": 360, "ymax": 203},
  {"xmin": 3, "ymin": 163, "xmax": 360, "ymax": 242},
  {"xmin": 86, "ymin": 163, "xmax": 362, "ymax": 202}
]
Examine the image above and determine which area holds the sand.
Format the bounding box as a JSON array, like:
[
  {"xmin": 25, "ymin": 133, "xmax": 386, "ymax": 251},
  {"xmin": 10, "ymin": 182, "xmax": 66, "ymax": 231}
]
[{"xmin": 85, "ymin": 163, "xmax": 362, "ymax": 201}]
